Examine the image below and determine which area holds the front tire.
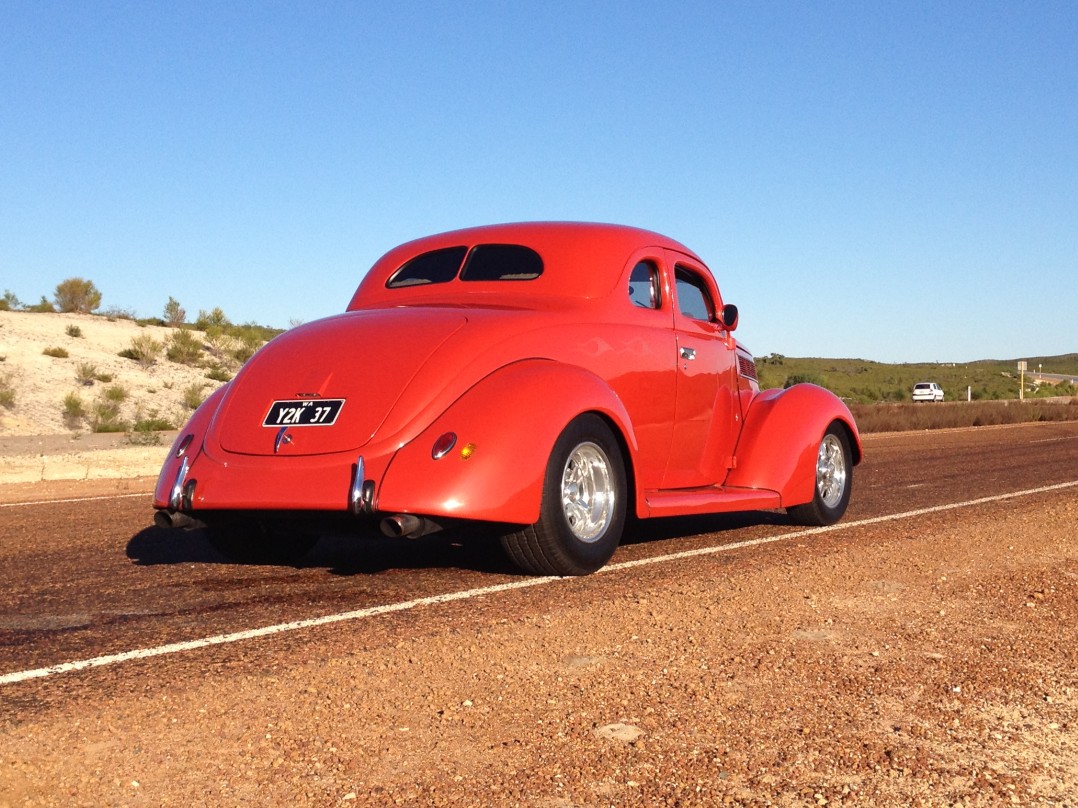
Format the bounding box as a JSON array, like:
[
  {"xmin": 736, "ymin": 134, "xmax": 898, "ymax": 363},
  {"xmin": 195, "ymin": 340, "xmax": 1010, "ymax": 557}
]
[
  {"xmin": 787, "ymin": 424, "xmax": 853, "ymax": 527},
  {"xmin": 500, "ymin": 414, "xmax": 627, "ymax": 576}
]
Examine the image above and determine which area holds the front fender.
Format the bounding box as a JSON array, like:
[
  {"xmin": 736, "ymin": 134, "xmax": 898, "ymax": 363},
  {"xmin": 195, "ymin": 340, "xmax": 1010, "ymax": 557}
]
[
  {"xmin": 376, "ymin": 359, "xmax": 637, "ymax": 524},
  {"xmin": 726, "ymin": 384, "xmax": 862, "ymax": 507}
]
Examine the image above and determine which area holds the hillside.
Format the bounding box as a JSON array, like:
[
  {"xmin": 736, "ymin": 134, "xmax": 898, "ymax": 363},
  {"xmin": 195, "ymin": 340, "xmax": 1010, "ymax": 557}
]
[
  {"xmin": 1, "ymin": 309, "xmax": 1075, "ymax": 439},
  {"xmin": 0, "ymin": 311, "xmax": 243, "ymax": 437}
]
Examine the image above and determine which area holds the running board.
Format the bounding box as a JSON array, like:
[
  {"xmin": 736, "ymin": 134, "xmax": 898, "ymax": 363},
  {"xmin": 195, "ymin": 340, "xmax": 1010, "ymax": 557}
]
[{"xmin": 644, "ymin": 486, "xmax": 781, "ymax": 518}]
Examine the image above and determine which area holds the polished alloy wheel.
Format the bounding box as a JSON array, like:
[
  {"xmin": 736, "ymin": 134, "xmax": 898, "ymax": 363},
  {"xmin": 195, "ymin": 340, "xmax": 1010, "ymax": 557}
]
[
  {"xmin": 816, "ymin": 433, "xmax": 848, "ymax": 509},
  {"xmin": 560, "ymin": 442, "xmax": 615, "ymax": 542}
]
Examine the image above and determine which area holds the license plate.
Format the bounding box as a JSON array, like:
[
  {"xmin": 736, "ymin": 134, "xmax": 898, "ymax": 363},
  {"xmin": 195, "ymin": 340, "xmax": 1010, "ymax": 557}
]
[{"xmin": 263, "ymin": 399, "xmax": 345, "ymax": 427}]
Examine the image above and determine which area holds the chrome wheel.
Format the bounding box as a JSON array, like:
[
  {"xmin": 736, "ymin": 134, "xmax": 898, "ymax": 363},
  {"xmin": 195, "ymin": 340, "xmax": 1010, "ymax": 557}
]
[
  {"xmin": 500, "ymin": 414, "xmax": 627, "ymax": 576},
  {"xmin": 561, "ymin": 442, "xmax": 615, "ymax": 543},
  {"xmin": 816, "ymin": 433, "xmax": 848, "ymax": 509}
]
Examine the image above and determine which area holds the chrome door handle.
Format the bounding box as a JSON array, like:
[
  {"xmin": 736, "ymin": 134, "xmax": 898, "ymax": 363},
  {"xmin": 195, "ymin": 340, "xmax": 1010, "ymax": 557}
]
[{"xmin": 680, "ymin": 347, "xmax": 696, "ymax": 360}]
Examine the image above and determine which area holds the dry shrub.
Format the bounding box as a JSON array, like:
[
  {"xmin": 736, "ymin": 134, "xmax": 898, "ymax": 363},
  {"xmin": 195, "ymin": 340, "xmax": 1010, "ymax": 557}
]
[
  {"xmin": 0, "ymin": 370, "xmax": 15, "ymax": 410},
  {"xmin": 62, "ymin": 392, "xmax": 86, "ymax": 429},
  {"xmin": 850, "ymin": 400, "xmax": 1078, "ymax": 434},
  {"xmin": 166, "ymin": 328, "xmax": 204, "ymax": 365},
  {"xmin": 120, "ymin": 333, "xmax": 163, "ymax": 368}
]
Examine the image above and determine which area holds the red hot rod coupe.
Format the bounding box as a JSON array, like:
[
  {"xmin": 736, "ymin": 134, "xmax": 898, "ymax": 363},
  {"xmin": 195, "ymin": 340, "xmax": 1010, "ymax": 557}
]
[{"xmin": 154, "ymin": 222, "xmax": 861, "ymax": 575}]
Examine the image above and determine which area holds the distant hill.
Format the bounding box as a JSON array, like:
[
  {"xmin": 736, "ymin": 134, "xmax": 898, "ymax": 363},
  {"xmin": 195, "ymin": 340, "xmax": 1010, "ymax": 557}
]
[{"xmin": 755, "ymin": 354, "xmax": 1078, "ymax": 403}]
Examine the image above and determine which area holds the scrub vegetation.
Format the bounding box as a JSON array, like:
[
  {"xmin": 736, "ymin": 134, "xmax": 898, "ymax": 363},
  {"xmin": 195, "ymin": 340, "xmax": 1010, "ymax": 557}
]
[
  {"xmin": 3, "ymin": 280, "xmax": 1074, "ymax": 437},
  {"xmin": 0, "ymin": 370, "xmax": 15, "ymax": 410},
  {"xmin": 850, "ymin": 399, "xmax": 1078, "ymax": 433},
  {"xmin": 757, "ymin": 354, "xmax": 1078, "ymax": 403},
  {"xmin": 3, "ymin": 282, "xmax": 279, "ymax": 435}
]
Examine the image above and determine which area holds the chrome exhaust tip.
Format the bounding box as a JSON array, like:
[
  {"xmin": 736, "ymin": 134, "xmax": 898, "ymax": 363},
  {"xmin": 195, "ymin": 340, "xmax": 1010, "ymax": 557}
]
[
  {"xmin": 379, "ymin": 514, "xmax": 441, "ymax": 539},
  {"xmin": 154, "ymin": 510, "xmax": 206, "ymax": 530}
]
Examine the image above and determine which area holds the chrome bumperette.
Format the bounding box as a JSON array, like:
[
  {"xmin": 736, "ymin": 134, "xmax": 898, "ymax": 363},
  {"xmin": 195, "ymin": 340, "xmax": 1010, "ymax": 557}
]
[
  {"xmin": 168, "ymin": 455, "xmax": 191, "ymax": 510},
  {"xmin": 350, "ymin": 456, "xmax": 375, "ymax": 515}
]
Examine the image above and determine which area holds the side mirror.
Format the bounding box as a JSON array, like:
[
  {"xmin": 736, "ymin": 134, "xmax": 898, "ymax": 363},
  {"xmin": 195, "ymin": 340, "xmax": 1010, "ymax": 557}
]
[{"xmin": 721, "ymin": 303, "xmax": 739, "ymax": 330}]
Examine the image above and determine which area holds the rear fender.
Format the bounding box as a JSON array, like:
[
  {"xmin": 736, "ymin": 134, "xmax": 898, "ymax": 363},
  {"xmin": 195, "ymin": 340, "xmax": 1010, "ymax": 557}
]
[
  {"xmin": 726, "ymin": 384, "xmax": 862, "ymax": 506},
  {"xmin": 376, "ymin": 360, "xmax": 637, "ymax": 524},
  {"xmin": 152, "ymin": 384, "xmax": 229, "ymax": 509}
]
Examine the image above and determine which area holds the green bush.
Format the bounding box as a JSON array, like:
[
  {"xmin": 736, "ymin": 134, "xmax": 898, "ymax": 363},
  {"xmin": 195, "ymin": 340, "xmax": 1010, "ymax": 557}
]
[
  {"xmin": 26, "ymin": 296, "xmax": 56, "ymax": 313},
  {"xmin": 62, "ymin": 392, "xmax": 86, "ymax": 428},
  {"xmin": 166, "ymin": 328, "xmax": 204, "ymax": 365},
  {"xmin": 120, "ymin": 333, "xmax": 163, "ymax": 368},
  {"xmin": 62, "ymin": 391, "xmax": 86, "ymax": 417},
  {"xmin": 75, "ymin": 363, "xmax": 98, "ymax": 386},
  {"xmin": 195, "ymin": 307, "xmax": 230, "ymax": 331},
  {"xmin": 783, "ymin": 373, "xmax": 825, "ymax": 389},
  {"xmin": 54, "ymin": 278, "xmax": 102, "ymax": 313},
  {"xmin": 0, "ymin": 371, "xmax": 15, "ymax": 410},
  {"xmin": 65, "ymin": 324, "xmax": 83, "ymax": 338},
  {"xmin": 128, "ymin": 409, "xmax": 174, "ymax": 444},
  {"xmin": 205, "ymin": 366, "xmax": 232, "ymax": 383},
  {"xmin": 133, "ymin": 413, "xmax": 174, "ymax": 431},
  {"xmin": 163, "ymin": 296, "xmax": 187, "ymax": 328},
  {"xmin": 202, "ymin": 326, "xmax": 236, "ymax": 361},
  {"xmin": 182, "ymin": 383, "xmax": 207, "ymax": 410},
  {"xmin": 228, "ymin": 324, "xmax": 267, "ymax": 364},
  {"xmin": 103, "ymin": 384, "xmax": 129, "ymax": 403},
  {"xmin": 89, "ymin": 400, "xmax": 127, "ymax": 433}
]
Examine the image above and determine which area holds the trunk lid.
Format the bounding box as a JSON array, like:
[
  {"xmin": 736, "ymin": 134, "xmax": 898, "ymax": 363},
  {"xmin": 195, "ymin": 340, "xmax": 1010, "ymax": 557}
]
[{"xmin": 210, "ymin": 309, "xmax": 467, "ymax": 456}]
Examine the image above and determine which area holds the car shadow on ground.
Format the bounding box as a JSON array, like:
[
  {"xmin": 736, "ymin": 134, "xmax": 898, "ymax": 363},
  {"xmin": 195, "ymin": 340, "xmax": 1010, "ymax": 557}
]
[
  {"xmin": 621, "ymin": 509, "xmax": 792, "ymax": 546},
  {"xmin": 124, "ymin": 523, "xmax": 519, "ymax": 576},
  {"xmin": 126, "ymin": 509, "xmax": 796, "ymax": 577}
]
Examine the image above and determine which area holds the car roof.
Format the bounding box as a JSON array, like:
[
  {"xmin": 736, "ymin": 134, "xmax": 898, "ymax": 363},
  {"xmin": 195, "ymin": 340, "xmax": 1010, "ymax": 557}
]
[{"xmin": 348, "ymin": 221, "xmax": 704, "ymax": 310}]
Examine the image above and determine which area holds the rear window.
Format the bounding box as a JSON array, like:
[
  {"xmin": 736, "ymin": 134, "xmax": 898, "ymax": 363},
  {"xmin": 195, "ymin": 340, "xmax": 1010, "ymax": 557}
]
[
  {"xmin": 460, "ymin": 244, "xmax": 543, "ymax": 281},
  {"xmin": 386, "ymin": 246, "xmax": 468, "ymax": 288},
  {"xmin": 386, "ymin": 244, "xmax": 543, "ymax": 287}
]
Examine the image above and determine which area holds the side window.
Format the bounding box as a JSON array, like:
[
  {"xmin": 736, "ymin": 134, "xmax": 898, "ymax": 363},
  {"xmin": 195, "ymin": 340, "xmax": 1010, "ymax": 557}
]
[
  {"xmin": 674, "ymin": 266, "xmax": 713, "ymax": 321},
  {"xmin": 628, "ymin": 261, "xmax": 661, "ymax": 309}
]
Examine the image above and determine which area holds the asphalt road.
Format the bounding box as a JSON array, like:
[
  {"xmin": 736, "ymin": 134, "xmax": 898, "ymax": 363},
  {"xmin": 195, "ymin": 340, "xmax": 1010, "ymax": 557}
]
[
  {"xmin": 2, "ymin": 422, "xmax": 1076, "ymax": 692},
  {"xmin": 1, "ymin": 422, "xmax": 1077, "ymax": 805}
]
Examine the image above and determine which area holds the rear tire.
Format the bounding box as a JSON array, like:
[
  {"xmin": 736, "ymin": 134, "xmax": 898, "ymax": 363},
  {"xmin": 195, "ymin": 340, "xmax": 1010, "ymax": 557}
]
[
  {"xmin": 500, "ymin": 414, "xmax": 626, "ymax": 576},
  {"xmin": 206, "ymin": 520, "xmax": 318, "ymax": 565},
  {"xmin": 787, "ymin": 424, "xmax": 853, "ymax": 527}
]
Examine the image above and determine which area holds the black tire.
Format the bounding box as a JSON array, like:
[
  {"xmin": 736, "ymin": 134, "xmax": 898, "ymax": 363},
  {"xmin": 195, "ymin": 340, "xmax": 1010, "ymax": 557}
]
[
  {"xmin": 206, "ymin": 520, "xmax": 318, "ymax": 565},
  {"xmin": 786, "ymin": 423, "xmax": 853, "ymax": 527},
  {"xmin": 500, "ymin": 414, "xmax": 627, "ymax": 576}
]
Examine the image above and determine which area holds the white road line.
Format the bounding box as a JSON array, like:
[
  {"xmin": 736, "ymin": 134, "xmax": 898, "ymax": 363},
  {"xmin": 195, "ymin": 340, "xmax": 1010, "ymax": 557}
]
[
  {"xmin": 0, "ymin": 492, "xmax": 149, "ymax": 508},
  {"xmin": 2, "ymin": 480, "xmax": 1076, "ymax": 687}
]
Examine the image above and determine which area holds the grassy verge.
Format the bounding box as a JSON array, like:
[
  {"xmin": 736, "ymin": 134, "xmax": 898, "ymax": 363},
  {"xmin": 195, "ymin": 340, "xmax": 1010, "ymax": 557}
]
[{"xmin": 850, "ymin": 399, "xmax": 1078, "ymax": 433}]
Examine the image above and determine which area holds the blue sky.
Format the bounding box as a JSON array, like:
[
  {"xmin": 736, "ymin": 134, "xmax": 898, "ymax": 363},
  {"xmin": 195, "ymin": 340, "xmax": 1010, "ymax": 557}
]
[{"xmin": 2, "ymin": 1, "xmax": 1075, "ymax": 363}]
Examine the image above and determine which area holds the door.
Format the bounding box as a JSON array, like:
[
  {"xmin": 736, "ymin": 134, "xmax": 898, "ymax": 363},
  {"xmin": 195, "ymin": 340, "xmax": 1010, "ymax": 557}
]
[{"xmin": 661, "ymin": 254, "xmax": 740, "ymax": 489}]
